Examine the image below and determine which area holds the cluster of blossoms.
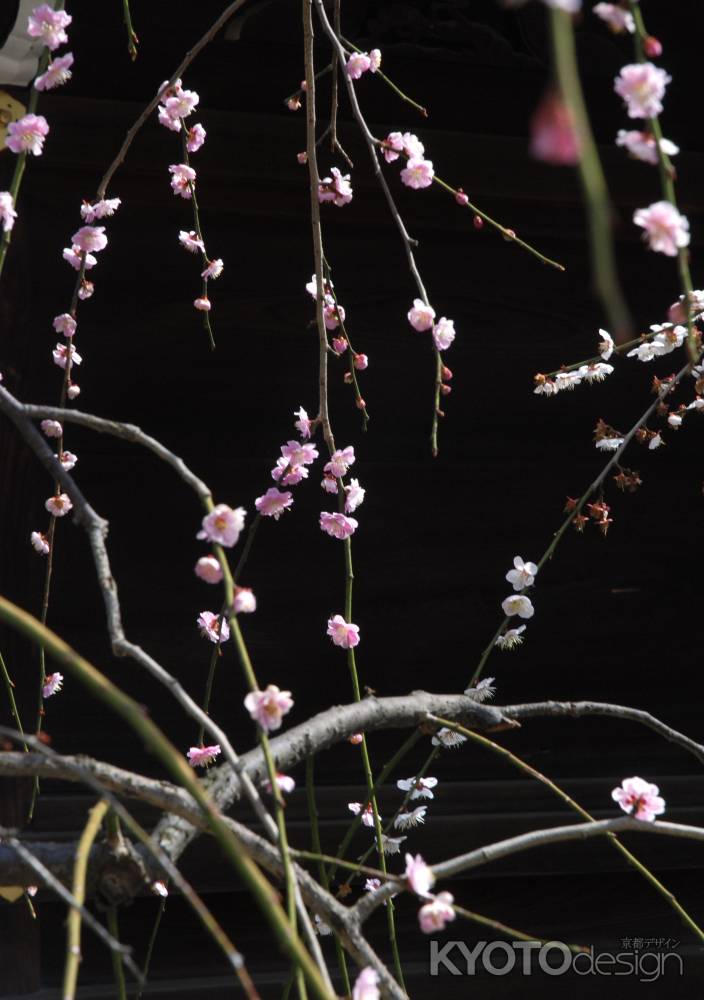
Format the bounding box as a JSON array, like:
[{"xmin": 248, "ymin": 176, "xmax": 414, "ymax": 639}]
[
  {"xmin": 407, "ymin": 299, "xmax": 457, "ymax": 374},
  {"xmin": 156, "ymin": 79, "xmax": 222, "ymax": 311},
  {"xmin": 533, "ymin": 361, "xmax": 614, "ymax": 397},
  {"xmin": 564, "ymin": 494, "xmax": 614, "ymax": 536},
  {"xmin": 345, "ymin": 48, "xmax": 381, "ymax": 80},
  {"xmin": 497, "ymin": 556, "xmax": 536, "ymax": 648},
  {"xmin": 193, "ymin": 505, "xmax": 255, "ymax": 647},
  {"xmin": 305, "ymin": 275, "xmax": 369, "ymax": 406},
  {"xmin": 405, "ymin": 852, "xmax": 456, "ymax": 933},
  {"xmin": 382, "ymin": 131, "xmax": 434, "ymax": 190},
  {"xmin": 610, "ymin": 56, "xmax": 689, "ymax": 256},
  {"xmin": 317, "ymin": 167, "xmax": 353, "ymax": 207}
]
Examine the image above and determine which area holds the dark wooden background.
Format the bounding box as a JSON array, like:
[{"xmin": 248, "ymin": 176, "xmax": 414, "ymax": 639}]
[{"xmin": 1, "ymin": 1, "xmax": 703, "ymax": 996}]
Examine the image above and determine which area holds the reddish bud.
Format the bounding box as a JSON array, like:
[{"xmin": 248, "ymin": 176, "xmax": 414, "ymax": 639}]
[
  {"xmin": 643, "ymin": 35, "xmax": 662, "ymax": 58},
  {"xmin": 355, "ymin": 397, "xmax": 366, "ymax": 410},
  {"xmin": 349, "ymin": 733, "xmax": 363, "ymax": 745},
  {"xmin": 502, "ymin": 228, "xmax": 516, "ymax": 241},
  {"xmin": 440, "ymin": 384, "xmax": 452, "ymax": 395},
  {"xmin": 473, "ymin": 215, "xmax": 484, "ymax": 230},
  {"xmin": 297, "ymin": 151, "xmax": 308, "ymax": 164},
  {"xmin": 455, "ymin": 188, "xmax": 469, "ymax": 207},
  {"xmin": 441, "ymin": 365, "xmax": 453, "ymax": 381}
]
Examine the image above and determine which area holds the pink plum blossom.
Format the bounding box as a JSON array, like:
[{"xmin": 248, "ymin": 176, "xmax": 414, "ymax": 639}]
[
  {"xmin": 501, "ymin": 594, "xmax": 534, "ymax": 619},
  {"xmin": 432, "ymin": 317, "xmax": 455, "ymax": 351},
  {"xmin": 382, "ymin": 132, "xmax": 405, "ymax": 163},
  {"xmin": 169, "ymin": 163, "xmax": 196, "ymax": 198},
  {"xmin": 60, "ymin": 451, "xmax": 78, "ymax": 471},
  {"xmin": 616, "ymin": 129, "xmax": 679, "ymax": 165},
  {"xmin": 244, "ymin": 685, "xmax": 294, "ymax": 732},
  {"xmin": 281, "ymin": 440, "xmax": 319, "ymax": 466},
  {"xmin": 164, "ymin": 89, "xmax": 199, "ymax": 119},
  {"xmin": 201, "ymin": 259, "xmax": 223, "ymax": 279},
  {"xmin": 194, "ymin": 297, "xmax": 211, "ymax": 312},
  {"xmin": 614, "ymin": 63, "xmax": 671, "ymax": 119},
  {"xmin": 321, "ymin": 475, "xmax": 338, "ymax": 494},
  {"xmin": 349, "ymin": 732, "xmax": 364, "ymax": 745},
  {"xmin": 30, "ymin": 531, "xmax": 50, "ymax": 555},
  {"xmin": 52, "ymin": 343, "xmax": 82, "ymax": 369},
  {"xmin": 633, "ymin": 201, "xmax": 690, "ymax": 257},
  {"xmin": 593, "ymin": 3, "xmax": 634, "ymax": 32},
  {"xmin": 157, "ymin": 106, "xmax": 182, "ymax": 131},
  {"xmin": 197, "ymin": 611, "xmax": 230, "ymax": 644},
  {"xmin": 408, "ymin": 299, "xmax": 436, "ymax": 331},
  {"xmin": 612, "ymin": 776, "xmax": 665, "ymax": 822},
  {"xmin": 233, "ymin": 587, "xmax": 256, "ymax": 614},
  {"xmin": 34, "ymin": 52, "xmax": 74, "ymax": 91},
  {"xmin": 352, "ymin": 968, "xmax": 379, "ymax": 1000},
  {"xmin": 331, "ymin": 335, "xmax": 347, "ymax": 355},
  {"xmin": 27, "ymin": 4, "xmax": 72, "ymax": 50},
  {"xmin": 324, "ymin": 445, "xmax": 355, "ymax": 478},
  {"xmin": 318, "ymin": 167, "xmax": 353, "ymax": 206},
  {"xmin": 0, "ymin": 192, "xmax": 17, "ymax": 232},
  {"xmin": 369, "ymin": 49, "xmax": 382, "ymax": 73},
  {"xmin": 63, "ymin": 245, "xmax": 97, "ymax": 270},
  {"xmin": 400, "ymin": 157, "xmax": 435, "ymax": 189},
  {"xmin": 294, "ymin": 406, "xmax": 312, "ymax": 439},
  {"xmin": 40, "ymin": 419, "xmax": 62, "ymax": 438},
  {"xmin": 271, "ymin": 458, "xmax": 308, "ymax": 485},
  {"xmin": 187, "ymin": 745, "xmax": 221, "ymax": 768},
  {"xmin": 418, "ymin": 892, "xmax": 456, "ymax": 934},
  {"xmin": 5, "ymin": 114, "xmax": 49, "ymax": 155},
  {"xmin": 344, "ymin": 478, "xmax": 365, "ymax": 513},
  {"xmin": 264, "ymin": 773, "xmax": 296, "ymax": 794},
  {"xmin": 353, "ymin": 353, "xmax": 368, "ymax": 370},
  {"xmin": 195, "ymin": 555, "xmax": 223, "ymax": 584},
  {"xmin": 255, "ymin": 487, "xmax": 294, "ymax": 519},
  {"xmin": 397, "ymin": 776, "xmax": 438, "ymax": 800},
  {"xmin": 187, "ymin": 123, "xmax": 206, "ymax": 152},
  {"xmin": 323, "ymin": 301, "xmax": 345, "ymax": 329},
  {"xmin": 197, "ymin": 504, "xmax": 246, "ymax": 547},
  {"xmin": 529, "ymin": 91, "xmax": 581, "ymax": 165},
  {"xmin": 348, "ymin": 802, "xmax": 377, "ymax": 827},
  {"xmin": 71, "ymin": 225, "xmax": 107, "ymax": 253},
  {"xmin": 78, "ymin": 281, "xmax": 94, "ymax": 299},
  {"xmin": 179, "ymin": 230, "xmax": 205, "ymax": 253},
  {"xmin": 401, "ymin": 132, "xmax": 425, "ymax": 159},
  {"xmin": 80, "ymin": 198, "xmax": 121, "ymax": 222},
  {"xmin": 320, "ymin": 512, "xmax": 358, "ymax": 538},
  {"xmin": 45, "ymin": 494, "xmax": 72, "ymax": 517},
  {"xmin": 42, "ymin": 672, "xmax": 64, "ymax": 698},
  {"xmin": 404, "ymin": 853, "xmax": 435, "ymax": 897},
  {"xmin": 53, "ymin": 313, "xmax": 76, "ymax": 337},
  {"xmin": 506, "ymin": 556, "xmax": 538, "ymax": 591},
  {"xmin": 327, "ymin": 614, "xmax": 360, "ymax": 649},
  {"xmin": 346, "ymin": 52, "xmax": 371, "ymax": 79}
]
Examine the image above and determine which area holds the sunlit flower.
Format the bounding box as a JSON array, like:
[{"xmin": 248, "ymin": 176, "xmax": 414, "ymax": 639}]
[
  {"xmin": 320, "ymin": 511, "xmax": 358, "ymax": 539},
  {"xmin": 194, "ymin": 297, "xmax": 211, "ymax": 312},
  {"xmin": 394, "ymin": 806, "xmax": 427, "ymax": 830},
  {"xmin": 187, "ymin": 123, "xmax": 206, "ymax": 152},
  {"xmin": 233, "ymin": 587, "xmax": 257, "ymax": 614},
  {"xmin": 418, "ymin": 892, "xmax": 456, "ymax": 934},
  {"xmin": 187, "ymin": 745, "xmax": 221, "ymax": 767},
  {"xmin": 314, "ymin": 915, "xmax": 332, "ymax": 936},
  {"xmin": 595, "ymin": 436, "xmax": 624, "ymax": 451},
  {"xmin": 404, "ymin": 853, "xmax": 435, "ymax": 897},
  {"xmin": 244, "ymin": 685, "xmax": 294, "ymax": 732},
  {"xmin": 327, "ymin": 614, "xmax": 360, "ymax": 649},
  {"xmin": 63, "ymin": 245, "xmax": 97, "ymax": 270},
  {"xmin": 80, "ymin": 198, "xmax": 121, "ymax": 222},
  {"xmin": 0, "ymin": 192, "xmax": 17, "ymax": 232},
  {"xmin": 45, "ymin": 494, "xmax": 72, "ymax": 516},
  {"xmin": 344, "ymin": 478, "xmax": 365, "ymax": 513},
  {"xmin": 397, "ymin": 776, "xmax": 438, "ymax": 800},
  {"xmin": 348, "ymin": 801, "xmax": 377, "ymax": 827},
  {"xmin": 501, "ymin": 594, "xmax": 534, "ymax": 619},
  {"xmin": 30, "ymin": 531, "xmax": 50, "ymax": 555},
  {"xmin": 318, "ymin": 167, "xmax": 353, "ymax": 206},
  {"xmin": 53, "ymin": 313, "xmax": 76, "ymax": 337},
  {"xmin": 27, "ymin": 4, "xmax": 71, "ymax": 50},
  {"xmin": 353, "ymin": 353, "xmax": 368, "ymax": 370},
  {"xmin": 179, "ymin": 230, "xmax": 205, "ymax": 253},
  {"xmin": 324, "ymin": 445, "xmax": 355, "ymax": 478},
  {"xmin": 198, "ymin": 504, "xmax": 246, "ymax": 547},
  {"xmin": 201, "ymin": 258, "xmax": 223, "ymax": 279},
  {"xmin": 346, "ymin": 52, "xmax": 371, "ymax": 79},
  {"xmin": 197, "ymin": 611, "xmax": 230, "ymax": 644},
  {"xmin": 195, "ymin": 555, "xmax": 223, "ymax": 584},
  {"xmin": 34, "ymin": 52, "xmax": 73, "ymax": 91},
  {"xmin": 294, "ymin": 406, "xmax": 312, "ymax": 439},
  {"xmin": 5, "ymin": 114, "xmax": 49, "ymax": 155},
  {"xmin": 432, "ymin": 317, "xmax": 455, "ymax": 351},
  {"xmin": 400, "ymin": 157, "xmax": 435, "ymax": 189},
  {"xmin": 633, "ymin": 201, "xmax": 690, "ymax": 257},
  {"xmin": 381, "ymin": 834, "xmax": 406, "ymax": 854},
  {"xmin": 281, "ymin": 440, "xmax": 319, "ymax": 466},
  {"xmin": 593, "ymin": 3, "xmax": 635, "ymax": 33},
  {"xmin": 164, "ymin": 89, "xmax": 199, "ymax": 119},
  {"xmin": 530, "ymin": 90, "xmax": 581, "ymax": 165},
  {"xmin": 648, "ymin": 432, "xmax": 663, "ymax": 450},
  {"xmin": 616, "ymin": 129, "xmax": 679, "ymax": 166},
  {"xmin": 169, "ymin": 163, "xmax": 196, "ymax": 198},
  {"xmin": 506, "ymin": 556, "xmax": 538, "ymax": 591},
  {"xmin": 264, "ymin": 772, "xmax": 296, "ymax": 794},
  {"xmin": 407, "ymin": 299, "xmax": 435, "ymax": 332},
  {"xmin": 152, "ymin": 880, "xmax": 169, "ymax": 897},
  {"xmin": 255, "ymin": 487, "xmax": 294, "ymax": 519},
  {"xmin": 40, "ymin": 419, "xmax": 62, "ymax": 438},
  {"xmin": 615, "ymin": 63, "xmax": 671, "ymax": 119},
  {"xmin": 71, "ymin": 225, "xmax": 107, "ymax": 254},
  {"xmin": 598, "ymin": 328, "xmax": 614, "ymax": 360},
  {"xmin": 42, "ymin": 672, "xmax": 63, "ymax": 698},
  {"xmin": 611, "ymin": 776, "xmax": 665, "ymax": 822},
  {"xmin": 60, "ymin": 451, "xmax": 77, "ymax": 471}
]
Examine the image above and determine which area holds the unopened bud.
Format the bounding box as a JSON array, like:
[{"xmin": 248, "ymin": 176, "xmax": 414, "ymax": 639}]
[
  {"xmin": 502, "ymin": 228, "xmax": 516, "ymax": 241},
  {"xmin": 67, "ymin": 384, "xmax": 81, "ymax": 399},
  {"xmin": 297, "ymin": 151, "xmax": 308, "ymax": 164},
  {"xmin": 300, "ymin": 80, "xmax": 308, "ymax": 91},
  {"xmin": 455, "ymin": 188, "xmax": 469, "ymax": 207},
  {"xmin": 355, "ymin": 397, "xmax": 366, "ymax": 410},
  {"xmin": 349, "ymin": 733, "xmax": 363, "ymax": 745},
  {"xmin": 287, "ymin": 97, "xmax": 301, "ymax": 111},
  {"xmin": 441, "ymin": 365, "xmax": 453, "ymax": 381},
  {"xmin": 643, "ymin": 35, "xmax": 662, "ymax": 58},
  {"xmin": 343, "ymin": 371, "xmax": 353, "ymax": 383},
  {"xmin": 440, "ymin": 384, "xmax": 451, "ymax": 395},
  {"xmin": 473, "ymin": 214, "xmax": 484, "ymax": 230}
]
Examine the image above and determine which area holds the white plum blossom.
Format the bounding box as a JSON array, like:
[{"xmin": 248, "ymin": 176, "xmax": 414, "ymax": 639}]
[
  {"xmin": 595, "ymin": 436, "xmax": 624, "ymax": 452},
  {"xmin": 501, "ymin": 594, "xmax": 534, "ymax": 619},
  {"xmin": 431, "ymin": 727, "xmax": 467, "ymax": 748},
  {"xmin": 598, "ymin": 329, "xmax": 614, "ymax": 360},
  {"xmin": 496, "ymin": 625, "xmax": 526, "ymax": 650},
  {"xmin": 505, "ymin": 556, "xmax": 537, "ymax": 591},
  {"xmin": 381, "ymin": 834, "xmax": 407, "ymax": 855},
  {"xmin": 394, "ymin": 806, "xmax": 427, "ymax": 830},
  {"xmin": 397, "ymin": 776, "xmax": 438, "ymax": 799}
]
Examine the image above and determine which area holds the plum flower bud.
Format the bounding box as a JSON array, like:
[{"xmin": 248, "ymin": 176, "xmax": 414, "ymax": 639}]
[
  {"xmin": 353, "ymin": 353, "xmax": 368, "ymax": 370},
  {"xmin": 320, "ymin": 512, "xmax": 358, "ymax": 539},
  {"xmin": 633, "ymin": 201, "xmax": 690, "ymax": 257},
  {"xmin": 369, "ymin": 49, "xmax": 382, "ymax": 73},
  {"xmin": 60, "ymin": 451, "xmax": 78, "ymax": 470},
  {"xmin": 78, "ymin": 281, "xmax": 94, "ymax": 300},
  {"xmin": 169, "ymin": 163, "xmax": 196, "ymax": 199},
  {"xmin": 197, "ymin": 611, "xmax": 230, "ymax": 644},
  {"xmin": 643, "ymin": 36, "xmax": 662, "ymax": 58},
  {"xmin": 71, "ymin": 225, "xmax": 107, "ymax": 253},
  {"xmin": 352, "ymin": 968, "xmax": 379, "ymax": 1000},
  {"xmin": 0, "ymin": 191, "xmax": 17, "ymax": 232},
  {"xmin": 612, "ymin": 776, "xmax": 665, "ymax": 822},
  {"xmin": 195, "ymin": 555, "xmax": 223, "ymax": 584},
  {"xmin": 187, "ymin": 745, "xmax": 221, "ymax": 768},
  {"xmin": 45, "ymin": 494, "xmax": 72, "ymax": 517},
  {"xmin": 529, "ymin": 90, "xmax": 581, "ymax": 165},
  {"xmin": 40, "ymin": 419, "xmax": 62, "ymax": 438},
  {"xmin": 331, "ymin": 335, "xmax": 347, "ymax": 355},
  {"xmin": 67, "ymin": 384, "xmax": 81, "ymax": 399},
  {"xmin": 418, "ymin": 892, "xmax": 456, "ymax": 934},
  {"xmin": 432, "ymin": 317, "xmax": 455, "ymax": 351},
  {"xmin": 27, "ymin": 5, "xmax": 72, "ymax": 50},
  {"xmin": 34, "ymin": 52, "xmax": 74, "ymax": 91},
  {"xmin": 614, "ymin": 63, "xmax": 671, "ymax": 119},
  {"xmin": 194, "ymin": 297, "xmax": 211, "ymax": 312},
  {"xmin": 327, "ymin": 614, "xmax": 360, "ymax": 649},
  {"xmin": 5, "ymin": 114, "xmax": 50, "ymax": 156},
  {"xmin": 501, "ymin": 594, "xmax": 534, "ymax": 619},
  {"xmin": 404, "ymin": 852, "xmax": 435, "ymax": 897},
  {"xmin": 152, "ymin": 881, "xmax": 169, "ymax": 897},
  {"xmin": 233, "ymin": 587, "xmax": 257, "ymax": 614},
  {"xmin": 349, "ymin": 732, "xmax": 363, "ymax": 745},
  {"xmin": 42, "ymin": 672, "xmax": 64, "ymax": 698},
  {"xmin": 400, "ymin": 157, "xmax": 435, "ymax": 189},
  {"xmin": 408, "ymin": 299, "xmax": 436, "ymax": 332},
  {"xmin": 53, "ymin": 313, "xmax": 76, "ymax": 338},
  {"xmin": 30, "ymin": 531, "xmax": 50, "ymax": 555},
  {"xmin": 297, "ymin": 151, "xmax": 308, "ymax": 164},
  {"xmin": 255, "ymin": 487, "xmax": 293, "ymax": 519},
  {"xmin": 287, "ymin": 97, "xmax": 301, "ymax": 111},
  {"xmin": 244, "ymin": 685, "xmax": 294, "ymax": 732},
  {"xmin": 473, "ymin": 214, "xmax": 484, "ymax": 230},
  {"xmin": 455, "ymin": 188, "xmax": 469, "ymax": 206}
]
